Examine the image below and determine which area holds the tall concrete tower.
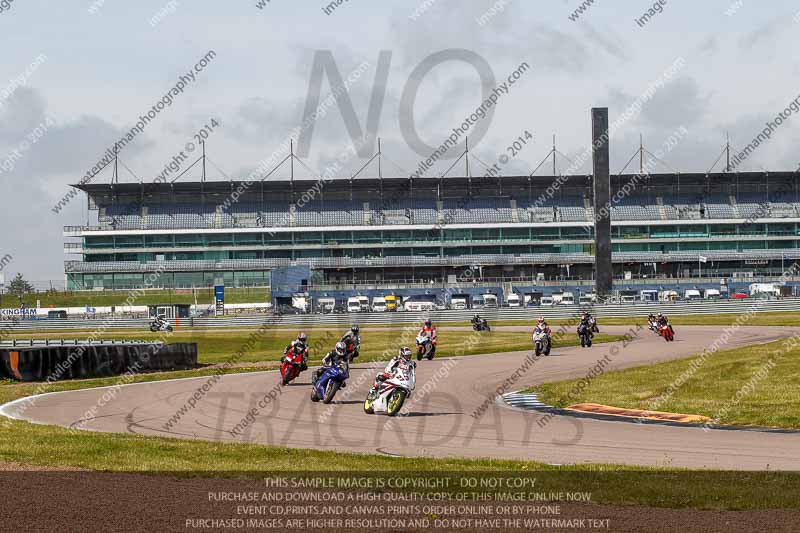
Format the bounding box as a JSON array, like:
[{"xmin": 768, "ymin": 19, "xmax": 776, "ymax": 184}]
[{"xmin": 592, "ymin": 108, "xmax": 613, "ymax": 300}]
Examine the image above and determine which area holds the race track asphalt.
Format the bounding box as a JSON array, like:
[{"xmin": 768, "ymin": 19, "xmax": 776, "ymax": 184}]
[{"xmin": 3, "ymin": 325, "xmax": 800, "ymax": 470}]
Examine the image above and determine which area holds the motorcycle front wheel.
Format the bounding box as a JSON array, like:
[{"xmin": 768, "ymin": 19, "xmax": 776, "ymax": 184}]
[
  {"xmin": 364, "ymin": 393, "xmax": 375, "ymax": 414},
  {"xmin": 323, "ymin": 381, "xmax": 341, "ymax": 404},
  {"xmin": 386, "ymin": 389, "xmax": 407, "ymax": 417}
]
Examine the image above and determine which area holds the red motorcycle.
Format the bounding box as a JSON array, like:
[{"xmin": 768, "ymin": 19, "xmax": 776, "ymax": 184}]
[
  {"xmin": 280, "ymin": 346, "xmax": 307, "ymax": 386},
  {"xmin": 660, "ymin": 323, "xmax": 674, "ymax": 342}
]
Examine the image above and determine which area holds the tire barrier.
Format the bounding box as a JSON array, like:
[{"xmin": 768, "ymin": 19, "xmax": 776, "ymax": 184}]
[{"xmin": 0, "ymin": 341, "xmax": 197, "ymax": 382}]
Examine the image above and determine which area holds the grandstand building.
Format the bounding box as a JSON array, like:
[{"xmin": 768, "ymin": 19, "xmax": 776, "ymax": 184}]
[{"xmin": 64, "ymin": 171, "xmax": 800, "ymax": 295}]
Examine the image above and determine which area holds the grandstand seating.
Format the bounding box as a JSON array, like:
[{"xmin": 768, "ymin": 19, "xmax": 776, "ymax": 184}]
[{"xmin": 92, "ymin": 193, "xmax": 800, "ymax": 230}]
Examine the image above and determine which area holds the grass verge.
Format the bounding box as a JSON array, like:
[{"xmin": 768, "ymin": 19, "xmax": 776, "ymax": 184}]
[
  {"xmin": 529, "ymin": 337, "xmax": 800, "ymax": 428},
  {"xmin": 0, "ymin": 355, "xmax": 799, "ymax": 509},
  {"xmin": 5, "ymin": 329, "xmax": 624, "ymax": 365}
]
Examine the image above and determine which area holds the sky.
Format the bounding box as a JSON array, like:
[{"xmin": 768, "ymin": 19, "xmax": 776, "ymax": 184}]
[{"xmin": 1, "ymin": 0, "xmax": 799, "ymax": 284}]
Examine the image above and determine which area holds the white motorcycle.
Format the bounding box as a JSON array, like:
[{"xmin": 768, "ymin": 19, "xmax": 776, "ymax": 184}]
[
  {"xmin": 415, "ymin": 333, "xmax": 436, "ymax": 361},
  {"xmin": 532, "ymin": 328, "xmax": 552, "ymax": 356},
  {"xmin": 364, "ymin": 363, "xmax": 416, "ymax": 416},
  {"xmin": 149, "ymin": 316, "xmax": 173, "ymax": 332}
]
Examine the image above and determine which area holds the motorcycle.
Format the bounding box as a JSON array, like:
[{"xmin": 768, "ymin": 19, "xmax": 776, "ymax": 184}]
[
  {"xmin": 149, "ymin": 318, "xmax": 173, "ymax": 332},
  {"xmin": 577, "ymin": 323, "xmax": 593, "ymax": 348},
  {"xmin": 280, "ymin": 347, "xmax": 306, "ymax": 386},
  {"xmin": 364, "ymin": 363, "xmax": 416, "ymax": 416},
  {"xmin": 415, "ymin": 333, "xmax": 436, "ymax": 361},
  {"xmin": 660, "ymin": 323, "xmax": 675, "ymax": 342},
  {"xmin": 310, "ymin": 359, "xmax": 350, "ymax": 404},
  {"xmin": 344, "ymin": 340, "xmax": 360, "ymax": 362},
  {"xmin": 472, "ymin": 319, "xmax": 491, "ymax": 332},
  {"xmin": 532, "ymin": 328, "xmax": 552, "ymax": 356},
  {"xmin": 649, "ymin": 319, "xmax": 660, "ymax": 334}
]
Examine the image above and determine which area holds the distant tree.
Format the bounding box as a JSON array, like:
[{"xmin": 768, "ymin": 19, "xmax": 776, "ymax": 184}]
[{"xmin": 7, "ymin": 273, "xmax": 34, "ymax": 296}]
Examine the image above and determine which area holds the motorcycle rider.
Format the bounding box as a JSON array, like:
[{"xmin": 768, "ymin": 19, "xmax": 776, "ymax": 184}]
[
  {"xmin": 314, "ymin": 341, "xmax": 349, "ymax": 387},
  {"xmin": 284, "ymin": 331, "xmax": 309, "ymax": 370},
  {"xmin": 373, "ymin": 346, "xmax": 416, "ymax": 388},
  {"xmin": 151, "ymin": 314, "xmax": 169, "ymax": 331},
  {"xmin": 656, "ymin": 313, "xmax": 674, "ymax": 334},
  {"xmin": 535, "ymin": 316, "xmax": 551, "ymax": 335},
  {"xmin": 471, "ymin": 313, "xmax": 486, "ymax": 330},
  {"xmin": 580, "ymin": 312, "xmax": 599, "ymax": 333},
  {"xmin": 419, "ymin": 318, "xmax": 438, "ymax": 344},
  {"xmin": 338, "ymin": 324, "xmax": 361, "ymax": 361}
]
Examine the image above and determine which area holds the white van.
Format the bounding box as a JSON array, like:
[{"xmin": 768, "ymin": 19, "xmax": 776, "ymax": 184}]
[
  {"xmin": 540, "ymin": 296, "xmax": 554, "ymax": 306},
  {"xmin": 372, "ymin": 296, "xmax": 387, "ymax": 312},
  {"xmin": 704, "ymin": 289, "xmax": 721, "ymax": 300},
  {"xmin": 347, "ymin": 297, "xmax": 363, "ymax": 313},
  {"xmin": 749, "ymin": 283, "xmax": 781, "ymax": 298},
  {"xmin": 684, "ymin": 289, "xmax": 702, "ymax": 301},
  {"xmin": 506, "ymin": 293, "xmax": 521, "ymax": 308},
  {"xmin": 451, "ymin": 296, "xmax": 469, "ymax": 310},
  {"xmin": 483, "ymin": 294, "xmax": 499, "ymax": 308},
  {"xmin": 404, "ymin": 300, "xmax": 436, "ymax": 312},
  {"xmin": 317, "ymin": 297, "xmax": 336, "ymax": 313},
  {"xmin": 579, "ymin": 293, "xmax": 596, "ymax": 305},
  {"xmin": 660, "ymin": 290, "xmax": 680, "ymax": 302},
  {"xmin": 560, "ymin": 292, "xmax": 575, "ymax": 305},
  {"xmin": 640, "ymin": 290, "xmax": 659, "ymax": 303}
]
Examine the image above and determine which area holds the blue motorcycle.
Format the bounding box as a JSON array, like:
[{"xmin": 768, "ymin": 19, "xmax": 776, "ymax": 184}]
[{"xmin": 310, "ymin": 359, "xmax": 349, "ymax": 404}]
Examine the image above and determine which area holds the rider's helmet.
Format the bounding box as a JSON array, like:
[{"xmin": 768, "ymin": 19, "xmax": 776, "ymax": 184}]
[
  {"xmin": 582, "ymin": 312, "xmax": 588, "ymax": 320},
  {"xmin": 538, "ymin": 316, "xmax": 545, "ymax": 323},
  {"xmin": 297, "ymin": 331, "xmax": 308, "ymax": 343},
  {"xmin": 424, "ymin": 318, "xmax": 432, "ymax": 328},
  {"xmin": 350, "ymin": 324, "xmax": 360, "ymax": 335},
  {"xmin": 657, "ymin": 313, "xmax": 664, "ymax": 319},
  {"xmin": 334, "ymin": 341, "xmax": 347, "ymax": 356},
  {"xmin": 399, "ymin": 346, "xmax": 412, "ymax": 360}
]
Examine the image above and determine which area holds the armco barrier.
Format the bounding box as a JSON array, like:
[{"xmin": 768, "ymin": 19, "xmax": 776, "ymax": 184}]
[
  {"xmin": 1, "ymin": 298, "xmax": 799, "ymax": 331},
  {"xmin": 0, "ymin": 341, "xmax": 197, "ymax": 382}
]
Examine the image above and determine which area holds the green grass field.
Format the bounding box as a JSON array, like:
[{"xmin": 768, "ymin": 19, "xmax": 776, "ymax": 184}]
[
  {"xmin": 0, "ymin": 372, "xmax": 798, "ymax": 510},
  {"xmin": 1, "ymin": 330, "xmax": 799, "ymax": 509},
  {"xmin": 530, "ymin": 338, "xmax": 800, "ymax": 428},
  {"xmin": 4, "ymin": 328, "xmax": 624, "ymax": 365},
  {"xmin": 5, "ymin": 287, "xmax": 270, "ymax": 307}
]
